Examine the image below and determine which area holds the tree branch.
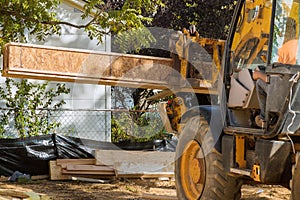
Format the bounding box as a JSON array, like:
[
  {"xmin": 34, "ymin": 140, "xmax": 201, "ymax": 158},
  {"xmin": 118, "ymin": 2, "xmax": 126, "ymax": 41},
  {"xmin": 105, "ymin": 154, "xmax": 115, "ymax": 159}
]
[{"xmin": 0, "ymin": 9, "xmax": 109, "ymax": 35}]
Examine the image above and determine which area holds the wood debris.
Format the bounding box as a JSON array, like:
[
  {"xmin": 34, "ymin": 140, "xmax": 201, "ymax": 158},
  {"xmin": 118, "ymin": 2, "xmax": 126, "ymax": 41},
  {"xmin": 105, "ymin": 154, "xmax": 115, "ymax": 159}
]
[
  {"xmin": 0, "ymin": 185, "xmax": 49, "ymax": 200},
  {"xmin": 95, "ymin": 150, "xmax": 175, "ymax": 178},
  {"xmin": 50, "ymin": 150, "xmax": 175, "ymax": 181},
  {"xmin": 49, "ymin": 159, "xmax": 115, "ymax": 181}
]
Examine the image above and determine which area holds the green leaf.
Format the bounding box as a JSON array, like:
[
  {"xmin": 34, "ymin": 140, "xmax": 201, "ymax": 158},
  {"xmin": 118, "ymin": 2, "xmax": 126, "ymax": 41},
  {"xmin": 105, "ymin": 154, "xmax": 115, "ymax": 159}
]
[{"xmin": 0, "ymin": 78, "xmax": 70, "ymax": 138}]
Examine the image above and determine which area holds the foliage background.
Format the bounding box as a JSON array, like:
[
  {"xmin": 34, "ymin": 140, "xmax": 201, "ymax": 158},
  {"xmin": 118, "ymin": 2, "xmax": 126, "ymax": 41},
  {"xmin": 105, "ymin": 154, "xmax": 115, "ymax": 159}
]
[
  {"xmin": 0, "ymin": 79, "xmax": 70, "ymax": 138},
  {"xmin": 0, "ymin": 0, "xmax": 237, "ymax": 140},
  {"xmin": 0, "ymin": 0, "xmax": 163, "ymax": 50},
  {"xmin": 111, "ymin": 0, "xmax": 237, "ymax": 142}
]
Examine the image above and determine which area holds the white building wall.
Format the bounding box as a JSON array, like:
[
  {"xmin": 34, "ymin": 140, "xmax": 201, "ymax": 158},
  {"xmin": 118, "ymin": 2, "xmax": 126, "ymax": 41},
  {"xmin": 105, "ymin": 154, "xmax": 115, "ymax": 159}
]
[{"xmin": 0, "ymin": 2, "xmax": 112, "ymax": 141}]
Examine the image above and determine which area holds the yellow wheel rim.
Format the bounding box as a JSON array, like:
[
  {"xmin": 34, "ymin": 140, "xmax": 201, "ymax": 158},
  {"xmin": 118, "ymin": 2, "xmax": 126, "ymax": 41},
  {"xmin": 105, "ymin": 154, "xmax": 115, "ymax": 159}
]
[{"xmin": 180, "ymin": 140, "xmax": 205, "ymax": 200}]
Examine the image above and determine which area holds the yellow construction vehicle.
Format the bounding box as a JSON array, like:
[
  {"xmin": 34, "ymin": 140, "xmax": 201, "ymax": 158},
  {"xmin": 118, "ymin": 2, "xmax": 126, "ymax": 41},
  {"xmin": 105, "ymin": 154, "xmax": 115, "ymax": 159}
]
[
  {"xmin": 175, "ymin": 0, "xmax": 300, "ymax": 199},
  {"xmin": 3, "ymin": 0, "xmax": 300, "ymax": 199}
]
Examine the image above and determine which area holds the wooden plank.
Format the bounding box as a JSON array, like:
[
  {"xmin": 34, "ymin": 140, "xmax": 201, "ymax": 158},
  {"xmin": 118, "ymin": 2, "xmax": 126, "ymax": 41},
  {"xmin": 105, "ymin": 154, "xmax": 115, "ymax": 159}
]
[
  {"xmin": 3, "ymin": 43, "xmax": 177, "ymax": 90},
  {"xmin": 31, "ymin": 175, "xmax": 49, "ymax": 180},
  {"xmin": 49, "ymin": 160, "xmax": 116, "ymax": 180},
  {"xmin": 69, "ymin": 174, "xmax": 116, "ymax": 180},
  {"xmin": 0, "ymin": 189, "xmax": 30, "ymax": 199},
  {"xmin": 2, "ymin": 43, "xmax": 218, "ymax": 94},
  {"xmin": 94, "ymin": 150, "xmax": 175, "ymax": 176},
  {"xmin": 61, "ymin": 169, "xmax": 115, "ymax": 175},
  {"xmin": 71, "ymin": 176, "xmax": 112, "ymax": 183},
  {"xmin": 66, "ymin": 164, "xmax": 114, "ymax": 172},
  {"xmin": 56, "ymin": 159, "xmax": 96, "ymax": 168},
  {"xmin": 147, "ymin": 90, "xmax": 174, "ymax": 101},
  {"xmin": 0, "ymin": 196, "xmax": 11, "ymax": 200},
  {"xmin": 49, "ymin": 160, "xmax": 70, "ymax": 180}
]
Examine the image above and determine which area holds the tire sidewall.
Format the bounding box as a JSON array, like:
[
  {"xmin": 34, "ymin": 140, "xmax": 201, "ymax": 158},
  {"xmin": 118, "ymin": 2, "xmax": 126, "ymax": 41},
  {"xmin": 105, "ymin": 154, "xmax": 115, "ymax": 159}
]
[
  {"xmin": 175, "ymin": 116, "xmax": 209, "ymax": 200},
  {"xmin": 175, "ymin": 115, "xmax": 242, "ymax": 200}
]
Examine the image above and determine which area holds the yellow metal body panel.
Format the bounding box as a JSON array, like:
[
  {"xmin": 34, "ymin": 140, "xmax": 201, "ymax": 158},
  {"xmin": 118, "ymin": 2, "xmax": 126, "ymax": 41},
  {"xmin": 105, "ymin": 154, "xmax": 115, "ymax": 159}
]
[
  {"xmin": 175, "ymin": 28, "xmax": 225, "ymax": 88},
  {"xmin": 231, "ymin": 0, "xmax": 273, "ymax": 68},
  {"xmin": 251, "ymin": 164, "xmax": 261, "ymax": 182},
  {"xmin": 236, "ymin": 136, "xmax": 246, "ymax": 168},
  {"xmin": 165, "ymin": 97, "xmax": 187, "ymax": 133}
]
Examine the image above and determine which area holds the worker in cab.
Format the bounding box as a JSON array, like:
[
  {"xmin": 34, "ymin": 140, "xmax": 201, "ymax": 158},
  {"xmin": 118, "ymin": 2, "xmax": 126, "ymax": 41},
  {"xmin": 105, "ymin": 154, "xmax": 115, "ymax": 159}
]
[{"xmin": 253, "ymin": 17, "xmax": 299, "ymax": 128}]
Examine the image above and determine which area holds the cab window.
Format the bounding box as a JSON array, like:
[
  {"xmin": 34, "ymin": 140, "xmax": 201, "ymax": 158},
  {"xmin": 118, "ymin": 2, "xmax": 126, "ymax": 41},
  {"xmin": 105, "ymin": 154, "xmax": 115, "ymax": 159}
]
[
  {"xmin": 230, "ymin": 0, "xmax": 273, "ymax": 71},
  {"xmin": 271, "ymin": 0, "xmax": 300, "ymax": 64}
]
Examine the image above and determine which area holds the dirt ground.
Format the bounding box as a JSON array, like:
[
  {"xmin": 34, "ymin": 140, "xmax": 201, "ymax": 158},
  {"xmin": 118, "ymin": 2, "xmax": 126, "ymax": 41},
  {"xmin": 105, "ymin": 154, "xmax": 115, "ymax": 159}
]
[{"xmin": 0, "ymin": 178, "xmax": 291, "ymax": 200}]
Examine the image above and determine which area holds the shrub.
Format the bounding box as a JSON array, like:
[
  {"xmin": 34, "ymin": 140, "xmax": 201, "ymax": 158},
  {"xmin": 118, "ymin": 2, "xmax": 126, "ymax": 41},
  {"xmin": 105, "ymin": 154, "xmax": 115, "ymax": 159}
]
[{"xmin": 0, "ymin": 78, "xmax": 70, "ymax": 138}]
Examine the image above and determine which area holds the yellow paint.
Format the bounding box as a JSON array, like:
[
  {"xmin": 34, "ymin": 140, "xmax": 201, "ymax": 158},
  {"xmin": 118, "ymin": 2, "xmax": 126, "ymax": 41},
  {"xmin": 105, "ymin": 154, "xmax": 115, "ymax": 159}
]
[
  {"xmin": 251, "ymin": 164, "xmax": 261, "ymax": 182},
  {"xmin": 175, "ymin": 28, "xmax": 225, "ymax": 87},
  {"xmin": 166, "ymin": 97, "xmax": 187, "ymax": 133},
  {"xmin": 291, "ymin": 2, "xmax": 299, "ymax": 38},
  {"xmin": 180, "ymin": 140, "xmax": 204, "ymax": 199},
  {"xmin": 236, "ymin": 136, "xmax": 246, "ymax": 168},
  {"xmin": 231, "ymin": 0, "xmax": 272, "ymax": 68}
]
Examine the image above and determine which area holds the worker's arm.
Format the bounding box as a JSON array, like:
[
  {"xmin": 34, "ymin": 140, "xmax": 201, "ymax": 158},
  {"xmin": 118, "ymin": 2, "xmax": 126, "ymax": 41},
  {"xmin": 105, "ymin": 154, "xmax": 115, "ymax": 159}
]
[{"xmin": 252, "ymin": 70, "xmax": 268, "ymax": 82}]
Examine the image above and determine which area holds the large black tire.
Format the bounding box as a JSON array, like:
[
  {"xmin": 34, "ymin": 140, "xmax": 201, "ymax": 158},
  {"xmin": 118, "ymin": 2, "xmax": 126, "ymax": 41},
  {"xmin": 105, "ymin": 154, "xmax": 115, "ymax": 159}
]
[
  {"xmin": 175, "ymin": 116, "xmax": 242, "ymax": 200},
  {"xmin": 291, "ymin": 152, "xmax": 300, "ymax": 200}
]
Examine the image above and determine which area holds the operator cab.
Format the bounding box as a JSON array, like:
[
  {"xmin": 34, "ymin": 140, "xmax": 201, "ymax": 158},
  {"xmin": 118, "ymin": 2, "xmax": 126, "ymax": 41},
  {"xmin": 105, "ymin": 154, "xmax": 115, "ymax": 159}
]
[{"xmin": 226, "ymin": 0, "xmax": 300, "ymax": 136}]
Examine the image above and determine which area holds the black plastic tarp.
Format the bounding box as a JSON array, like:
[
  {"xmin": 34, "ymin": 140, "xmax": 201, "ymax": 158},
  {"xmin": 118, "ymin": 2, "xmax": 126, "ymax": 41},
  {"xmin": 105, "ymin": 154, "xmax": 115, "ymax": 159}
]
[
  {"xmin": 115, "ymin": 137, "xmax": 177, "ymax": 152},
  {"xmin": 0, "ymin": 134, "xmax": 177, "ymax": 176},
  {"xmin": 0, "ymin": 134, "xmax": 94, "ymax": 176}
]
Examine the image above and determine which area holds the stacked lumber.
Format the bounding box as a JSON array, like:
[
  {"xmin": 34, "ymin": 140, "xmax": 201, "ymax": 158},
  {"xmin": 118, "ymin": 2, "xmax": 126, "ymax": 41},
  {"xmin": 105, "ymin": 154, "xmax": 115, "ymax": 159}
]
[
  {"xmin": 49, "ymin": 158, "xmax": 115, "ymax": 181},
  {"xmin": 95, "ymin": 150, "xmax": 175, "ymax": 179},
  {"xmin": 50, "ymin": 150, "xmax": 175, "ymax": 181}
]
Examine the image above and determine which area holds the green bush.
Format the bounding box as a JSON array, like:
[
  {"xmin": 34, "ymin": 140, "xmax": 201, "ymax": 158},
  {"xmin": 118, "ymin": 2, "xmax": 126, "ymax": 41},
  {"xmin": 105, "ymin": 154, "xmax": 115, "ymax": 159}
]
[
  {"xmin": 0, "ymin": 78, "xmax": 70, "ymax": 138},
  {"xmin": 111, "ymin": 111, "xmax": 166, "ymax": 143}
]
